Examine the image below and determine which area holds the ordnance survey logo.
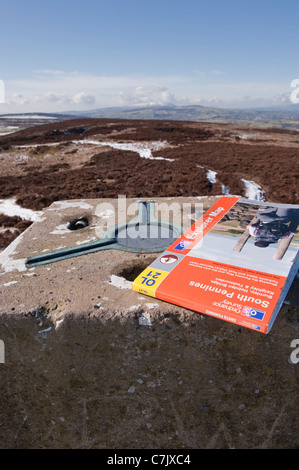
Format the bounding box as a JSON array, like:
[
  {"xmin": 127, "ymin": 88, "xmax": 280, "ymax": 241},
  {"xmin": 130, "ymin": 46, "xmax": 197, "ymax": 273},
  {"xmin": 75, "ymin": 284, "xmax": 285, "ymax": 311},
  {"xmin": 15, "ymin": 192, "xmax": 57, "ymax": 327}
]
[
  {"xmin": 174, "ymin": 240, "xmax": 191, "ymax": 251},
  {"xmin": 0, "ymin": 80, "xmax": 5, "ymax": 103},
  {"xmin": 241, "ymin": 306, "xmax": 265, "ymax": 321}
]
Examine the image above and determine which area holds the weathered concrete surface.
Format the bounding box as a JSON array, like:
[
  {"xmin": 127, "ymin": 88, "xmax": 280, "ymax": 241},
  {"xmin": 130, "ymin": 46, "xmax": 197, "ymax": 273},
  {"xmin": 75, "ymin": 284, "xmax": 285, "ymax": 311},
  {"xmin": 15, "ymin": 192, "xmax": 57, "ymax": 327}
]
[{"xmin": 0, "ymin": 197, "xmax": 298, "ymax": 449}]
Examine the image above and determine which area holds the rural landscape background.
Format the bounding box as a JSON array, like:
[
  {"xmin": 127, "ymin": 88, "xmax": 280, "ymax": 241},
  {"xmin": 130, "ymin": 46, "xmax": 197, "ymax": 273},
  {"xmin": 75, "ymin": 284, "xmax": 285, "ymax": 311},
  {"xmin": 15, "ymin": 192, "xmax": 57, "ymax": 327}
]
[{"xmin": 0, "ymin": 110, "xmax": 298, "ymax": 250}]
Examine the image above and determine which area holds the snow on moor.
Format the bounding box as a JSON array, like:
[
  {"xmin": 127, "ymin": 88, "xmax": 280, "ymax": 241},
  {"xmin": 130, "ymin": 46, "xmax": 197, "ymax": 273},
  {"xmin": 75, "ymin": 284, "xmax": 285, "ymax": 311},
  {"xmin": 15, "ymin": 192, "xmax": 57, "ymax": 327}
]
[
  {"xmin": 0, "ymin": 138, "xmax": 266, "ymax": 223},
  {"xmin": 0, "ymin": 198, "xmax": 43, "ymax": 221}
]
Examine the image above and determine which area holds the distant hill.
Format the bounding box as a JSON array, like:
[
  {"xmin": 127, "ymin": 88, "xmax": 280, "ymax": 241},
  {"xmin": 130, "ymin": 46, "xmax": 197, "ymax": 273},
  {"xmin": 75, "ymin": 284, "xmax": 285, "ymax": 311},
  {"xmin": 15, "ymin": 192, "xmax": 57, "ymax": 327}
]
[
  {"xmin": 1, "ymin": 105, "xmax": 299, "ymax": 132},
  {"xmin": 61, "ymin": 104, "xmax": 299, "ymax": 131},
  {"xmin": 0, "ymin": 113, "xmax": 75, "ymax": 135}
]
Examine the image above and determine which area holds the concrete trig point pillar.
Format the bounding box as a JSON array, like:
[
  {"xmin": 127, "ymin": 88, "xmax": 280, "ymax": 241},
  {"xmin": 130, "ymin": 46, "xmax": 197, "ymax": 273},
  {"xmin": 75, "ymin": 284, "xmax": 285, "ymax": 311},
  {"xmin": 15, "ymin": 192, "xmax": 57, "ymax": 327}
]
[{"xmin": 0, "ymin": 196, "xmax": 298, "ymax": 449}]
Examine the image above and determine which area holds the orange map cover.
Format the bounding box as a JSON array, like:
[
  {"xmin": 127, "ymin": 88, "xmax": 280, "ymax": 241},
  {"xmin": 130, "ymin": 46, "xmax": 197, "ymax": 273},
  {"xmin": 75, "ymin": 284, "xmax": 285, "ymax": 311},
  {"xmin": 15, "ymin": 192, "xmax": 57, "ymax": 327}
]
[{"xmin": 132, "ymin": 196, "xmax": 299, "ymax": 333}]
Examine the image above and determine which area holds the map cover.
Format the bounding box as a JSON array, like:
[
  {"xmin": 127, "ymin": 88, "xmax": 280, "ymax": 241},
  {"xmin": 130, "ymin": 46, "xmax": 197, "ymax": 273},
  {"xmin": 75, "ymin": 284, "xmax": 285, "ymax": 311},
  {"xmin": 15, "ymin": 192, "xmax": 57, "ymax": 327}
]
[{"xmin": 132, "ymin": 196, "xmax": 299, "ymax": 333}]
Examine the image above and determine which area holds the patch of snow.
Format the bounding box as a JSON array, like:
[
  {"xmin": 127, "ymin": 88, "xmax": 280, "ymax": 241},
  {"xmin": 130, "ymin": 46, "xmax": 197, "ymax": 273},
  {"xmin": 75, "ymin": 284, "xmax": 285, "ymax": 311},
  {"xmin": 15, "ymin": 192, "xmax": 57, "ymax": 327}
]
[
  {"xmin": 127, "ymin": 304, "xmax": 141, "ymax": 312},
  {"xmin": 97, "ymin": 209, "xmax": 115, "ymax": 219},
  {"xmin": 15, "ymin": 154, "xmax": 29, "ymax": 162},
  {"xmin": 49, "ymin": 200, "xmax": 93, "ymax": 211},
  {"xmin": 197, "ymin": 165, "xmax": 230, "ymax": 194},
  {"xmin": 0, "ymin": 127, "xmax": 20, "ymax": 135},
  {"xmin": 66, "ymin": 267, "xmax": 76, "ymax": 273},
  {"xmin": 75, "ymin": 237, "xmax": 96, "ymax": 245},
  {"xmin": 16, "ymin": 142, "xmax": 62, "ymax": 149},
  {"xmin": 206, "ymin": 169, "xmax": 217, "ymax": 184},
  {"xmin": 139, "ymin": 312, "xmax": 153, "ymax": 326},
  {"xmin": 237, "ymin": 133, "xmax": 259, "ymax": 140},
  {"xmin": 145, "ymin": 302, "xmax": 159, "ymax": 309},
  {"xmin": 38, "ymin": 327, "xmax": 52, "ymax": 334},
  {"xmin": 0, "ymin": 198, "xmax": 43, "ymax": 222},
  {"xmin": 50, "ymin": 224, "xmax": 69, "ymax": 235},
  {"xmin": 55, "ymin": 319, "xmax": 64, "ymax": 330},
  {"xmin": 75, "ymin": 140, "xmax": 175, "ymax": 162},
  {"xmin": 0, "ymin": 227, "xmax": 18, "ymax": 234},
  {"xmin": 2, "ymin": 153, "xmax": 29, "ymax": 162},
  {"xmin": 0, "ymin": 231, "xmax": 27, "ymax": 273},
  {"xmin": 221, "ymin": 185, "xmax": 230, "ymax": 195},
  {"xmin": 241, "ymin": 178, "xmax": 266, "ymax": 201},
  {"xmin": 109, "ymin": 274, "xmax": 132, "ymax": 290},
  {"xmin": 3, "ymin": 280, "xmax": 18, "ymax": 286},
  {"xmin": 2, "ymin": 114, "xmax": 60, "ymax": 120}
]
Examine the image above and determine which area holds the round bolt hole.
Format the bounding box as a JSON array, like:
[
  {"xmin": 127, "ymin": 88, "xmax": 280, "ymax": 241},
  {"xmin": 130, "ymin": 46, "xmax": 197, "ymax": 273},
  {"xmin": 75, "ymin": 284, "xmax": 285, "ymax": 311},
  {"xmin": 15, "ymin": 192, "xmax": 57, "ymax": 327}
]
[{"xmin": 67, "ymin": 217, "xmax": 89, "ymax": 231}]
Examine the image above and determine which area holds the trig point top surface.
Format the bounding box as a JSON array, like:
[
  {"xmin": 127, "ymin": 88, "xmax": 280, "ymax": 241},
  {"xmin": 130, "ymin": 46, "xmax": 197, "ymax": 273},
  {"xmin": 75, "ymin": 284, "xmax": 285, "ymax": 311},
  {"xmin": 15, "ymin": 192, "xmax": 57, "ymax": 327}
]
[{"xmin": 0, "ymin": 196, "xmax": 219, "ymax": 321}]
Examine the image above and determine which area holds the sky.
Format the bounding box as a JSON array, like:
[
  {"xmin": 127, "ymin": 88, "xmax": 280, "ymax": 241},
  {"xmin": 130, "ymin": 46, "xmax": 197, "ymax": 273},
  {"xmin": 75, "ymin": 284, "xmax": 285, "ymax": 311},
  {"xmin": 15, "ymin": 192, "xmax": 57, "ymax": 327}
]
[{"xmin": 0, "ymin": 0, "xmax": 299, "ymax": 113}]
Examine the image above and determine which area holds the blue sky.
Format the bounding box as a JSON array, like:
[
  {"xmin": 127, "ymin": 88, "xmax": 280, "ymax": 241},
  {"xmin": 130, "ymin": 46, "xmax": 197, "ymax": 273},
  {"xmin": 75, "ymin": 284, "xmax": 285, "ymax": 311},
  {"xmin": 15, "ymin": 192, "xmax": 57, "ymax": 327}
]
[{"xmin": 1, "ymin": 0, "xmax": 299, "ymax": 113}]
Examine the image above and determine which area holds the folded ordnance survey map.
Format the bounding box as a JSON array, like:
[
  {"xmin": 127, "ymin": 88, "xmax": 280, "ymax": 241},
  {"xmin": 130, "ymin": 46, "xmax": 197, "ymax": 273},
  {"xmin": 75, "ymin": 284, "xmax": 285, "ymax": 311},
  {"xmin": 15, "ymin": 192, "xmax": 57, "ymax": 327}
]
[{"xmin": 132, "ymin": 196, "xmax": 299, "ymax": 333}]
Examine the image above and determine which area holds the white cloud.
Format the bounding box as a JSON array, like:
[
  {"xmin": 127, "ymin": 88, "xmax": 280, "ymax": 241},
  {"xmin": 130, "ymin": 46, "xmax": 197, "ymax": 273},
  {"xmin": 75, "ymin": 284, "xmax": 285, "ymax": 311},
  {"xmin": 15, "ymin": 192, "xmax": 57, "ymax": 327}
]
[
  {"xmin": 34, "ymin": 92, "xmax": 68, "ymax": 103},
  {"xmin": 32, "ymin": 90, "xmax": 96, "ymax": 107},
  {"xmin": 114, "ymin": 86, "xmax": 182, "ymax": 107},
  {"xmin": 1, "ymin": 70, "xmax": 189, "ymax": 112},
  {"xmin": 71, "ymin": 92, "xmax": 96, "ymax": 106},
  {"xmin": 6, "ymin": 93, "xmax": 29, "ymax": 106},
  {"xmin": 0, "ymin": 69, "xmax": 296, "ymax": 113}
]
